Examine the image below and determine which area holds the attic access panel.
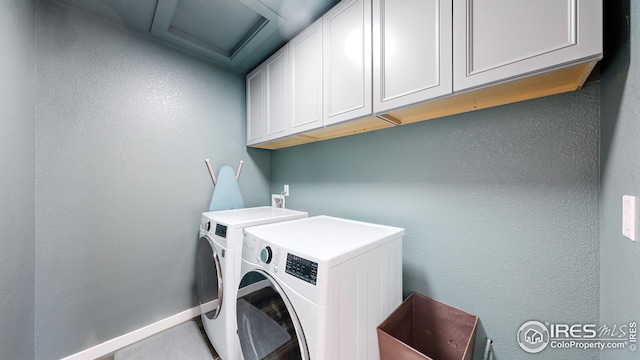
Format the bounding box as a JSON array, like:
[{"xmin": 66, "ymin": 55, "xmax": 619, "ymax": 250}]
[{"xmin": 151, "ymin": 0, "xmax": 285, "ymax": 67}]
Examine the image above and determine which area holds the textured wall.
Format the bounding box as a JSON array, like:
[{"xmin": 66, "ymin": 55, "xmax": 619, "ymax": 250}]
[
  {"xmin": 600, "ymin": 1, "xmax": 640, "ymax": 360},
  {"xmin": 35, "ymin": 1, "xmax": 270, "ymax": 359},
  {"xmin": 0, "ymin": 0, "xmax": 35, "ymax": 359},
  {"xmin": 271, "ymin": 84, "xmax": 600, "ymax": 359}
]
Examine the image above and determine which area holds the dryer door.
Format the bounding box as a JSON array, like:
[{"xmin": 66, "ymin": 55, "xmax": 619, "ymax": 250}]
[
  {"xmin": 236, "ymin": 270, "xmax": 309, "ymax": 360},
  {"xmin": 196, "ymin": 236, "xmax": 223, "ymax": 319}
]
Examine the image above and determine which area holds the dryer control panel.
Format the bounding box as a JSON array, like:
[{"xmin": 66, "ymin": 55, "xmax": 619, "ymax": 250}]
[
  {"xmin": 285, "ymin": 253, "xmax": 318, "ymax": 285},
  {"xmin": 214, "ymin": 223, "xmax": 227, "ymax": 238}
]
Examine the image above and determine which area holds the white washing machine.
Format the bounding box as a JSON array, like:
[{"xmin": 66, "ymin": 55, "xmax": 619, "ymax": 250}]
[
  {"xmin": 236, "ymin": 216, "xmax": 404, "ymax": 360},
  {"xmin": 196, "ymin": 207, "xmax": 307, "ymax": 360}
]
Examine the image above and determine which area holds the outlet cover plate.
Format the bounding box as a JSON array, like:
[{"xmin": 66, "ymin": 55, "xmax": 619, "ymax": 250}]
[{"xmin": 622, "ymin": 195, "xmax": 636, "ymax": 241}]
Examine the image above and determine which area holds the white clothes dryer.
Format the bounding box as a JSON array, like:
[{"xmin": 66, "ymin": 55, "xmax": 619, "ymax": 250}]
[
  {"xmin": 236, "ymin": 216, "xmax": 404, "ymax": 360},
  {"xmin": 196, "ymin": 207, "xmax": 307, "ymax": 360}
]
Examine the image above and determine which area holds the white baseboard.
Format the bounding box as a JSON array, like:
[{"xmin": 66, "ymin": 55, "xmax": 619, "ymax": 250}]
[{"xmin": 61, "ymin": 305, "xmax": 202, "ymax": 360}]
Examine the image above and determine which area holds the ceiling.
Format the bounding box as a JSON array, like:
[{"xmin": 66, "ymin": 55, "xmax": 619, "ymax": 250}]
[{"xmin": 56, "ymin": 0, "xmax": 338, "ymax": 74}]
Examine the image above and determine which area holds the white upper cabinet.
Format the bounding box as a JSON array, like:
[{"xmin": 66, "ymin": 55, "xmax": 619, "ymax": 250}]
[
  {"xmin": 247, "ymin": 0, "xmax": 602, "ymax": 149},
  {"xmin": 264, "ymin": 45, "xmax": 289, "ymax": 141},
  {"xmin": 453, "ymin": 0, "xmax": 602, "ymax": 91},
  {"xmin": 246, "ymin": 66, "xmax": 265, "ymax": 145},
  {"xmin": 373, "ymin": 0, "xmax": 452, "ymax": 113},
  {"xmin": 323, "ymin": 0, "xmax": 373, "ymax": 126},
  {"xmin": 289, "ymin": 19, "xmax": 324, "ymax": 134},
  {"xmin": 246, "ymin": 45, "xmax": 289, "ymax": 145}
]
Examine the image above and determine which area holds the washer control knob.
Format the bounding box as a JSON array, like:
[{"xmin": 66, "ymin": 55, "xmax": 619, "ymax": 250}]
[
  {"xmin": 260, "ymin": 246, "xmax": 273, "ymax": 264},
  {"xmin": 205, "ymin": 221, "xmax": 211, "ymax": 231}
]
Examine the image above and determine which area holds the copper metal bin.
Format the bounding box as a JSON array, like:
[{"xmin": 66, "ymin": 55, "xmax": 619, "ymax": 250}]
[{"xmin": 377, "ymin": 292, "xmax": 478, "ymax": 360}]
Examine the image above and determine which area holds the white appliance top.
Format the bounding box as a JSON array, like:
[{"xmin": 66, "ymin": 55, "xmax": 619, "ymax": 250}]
[
  {"xmin": 202, "ymin": 206, "xmax": 307, "ymax": 229},
  {"xmin": 245, "ymin": 215, "xmax": 404, "ymax": 265}
]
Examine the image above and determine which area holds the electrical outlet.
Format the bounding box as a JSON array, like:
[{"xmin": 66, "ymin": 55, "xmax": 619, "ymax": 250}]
[
  {"xmin": 272, "ymin": 194, "xmax": 285, "ymax": 208},
  {"xmin": 283, "ymin": 184, "xmax": 289, "ymax": 196}
]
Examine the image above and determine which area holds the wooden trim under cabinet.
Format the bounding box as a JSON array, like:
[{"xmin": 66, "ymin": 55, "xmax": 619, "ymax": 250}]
[
  {"xmin": 382, "ymin": 61, "xmax": 597, "ymax": 125},
  {"xmin": 249, "ymin": 61, "xmax": 597, "ymax": 150},
  {"xmin": 250, "ymin": 116, "xmax": 394, "ymax": 150}
]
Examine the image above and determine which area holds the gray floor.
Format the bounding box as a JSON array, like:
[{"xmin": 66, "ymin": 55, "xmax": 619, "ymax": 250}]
[{"xmin": 95, "ymin": 317, "xmax": 219, "ymax": 360}]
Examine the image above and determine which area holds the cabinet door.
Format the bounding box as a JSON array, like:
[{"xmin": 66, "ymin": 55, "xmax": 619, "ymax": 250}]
[
  {"xmin": 323, "ymin": 0, "xmax": 372, "ymax": 126},
  {"xmin": 453, "ymin": 0, "xmax": 602, "ymax": 92},
  {"xmin": 373, "ymin": 0, "xmax": 452, "ymax": 113},
  {"xmin": 246, "ymin": 66, "xmax": 265, "ymax": 145},
  {"xmin": 264, "ymin": 45, "xmax": 290, "ymax": 141},
  {"xmin": 290, "ymin": 19, "xmax": 323, "ymax": 134}
]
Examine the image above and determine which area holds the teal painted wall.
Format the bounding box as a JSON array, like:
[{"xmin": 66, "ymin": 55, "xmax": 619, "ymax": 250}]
[
  {"xmin": 0, "ymin": 0, "xmax": 35, "ymax": 359},
  {"xmin": 271, "ymin": 85, "xmax": 600, "ymax": 359},
  {"xmin": 600, "ymin": 1, "xmax": 639, "ymax": 359},
  {"xmin": 35, "ymin": 1, "xmax": 269, "ymax": 359},
  {"xmin": 9, "ymin": 1, "xmax": 633, "ymax": 359}
]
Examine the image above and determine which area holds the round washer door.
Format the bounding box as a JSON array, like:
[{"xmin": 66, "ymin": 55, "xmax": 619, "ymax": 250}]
[
  {"xmin": 196, "ymin": 236, "xmax": 223, "ymax": 319},
  {"xmin": 236, "ymin": 270, "xmax": 308, "ymax": 360}
]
